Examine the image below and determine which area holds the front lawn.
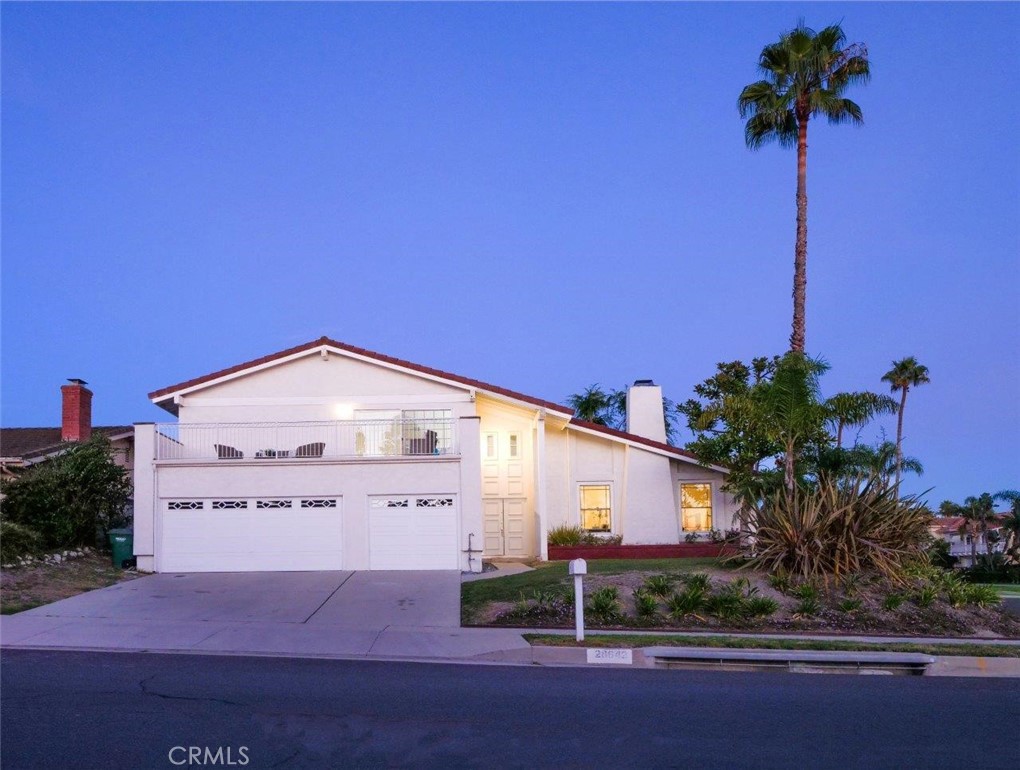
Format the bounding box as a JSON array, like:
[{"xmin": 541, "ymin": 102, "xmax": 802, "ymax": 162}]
[
  {"xmin": 0, "ymin": 552, "xmax": 141, "ymax": 614},
  {"xmin": 524, "ymin": 633, "xmax": 1020, "ymax": 659},
  {"xmin": 461, "ymin": 558, "xmax": 725, "ymax": 624}
]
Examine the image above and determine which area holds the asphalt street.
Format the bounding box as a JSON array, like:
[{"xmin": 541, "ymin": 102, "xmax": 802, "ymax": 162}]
[{"xmin": 2, "ymin": 650, "xmax": 1017, "ymax": 769}]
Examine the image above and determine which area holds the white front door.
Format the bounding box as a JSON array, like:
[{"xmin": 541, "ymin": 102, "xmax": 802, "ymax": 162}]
[
  {"xmin": 368, "ymin": 495, "xmax": 459, "ymax": 570},
  {"xmin": 160, "ymin": 496, "xmax": 343, "ymax": 572},
  {"xmin": 482, "ymin": 498, "xmax": 527, "ymax": 557}
]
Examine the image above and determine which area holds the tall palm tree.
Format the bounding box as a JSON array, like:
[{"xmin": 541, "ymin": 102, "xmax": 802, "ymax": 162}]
[
  {"xmin": 738, "ymin": 23, "xmax": 870, "ymax": 353},
  {"xmin": 567, "ymin": 385, "xmax": 614, "ymax": 425},
  {"xmin": 881, "ymin": 357, "xmax": 931, "ymax": 493},
  {"xmin": 824, "ymin": 391, "xmax": 898, "ymax": 448}
]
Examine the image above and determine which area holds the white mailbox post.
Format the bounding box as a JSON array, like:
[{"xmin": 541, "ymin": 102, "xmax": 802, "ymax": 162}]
[{"xmin": 568, "ymin": 558, "xmax": 587, "ymax": 642}]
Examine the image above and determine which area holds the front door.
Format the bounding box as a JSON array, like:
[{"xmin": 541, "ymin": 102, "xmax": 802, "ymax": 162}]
[{"xmin": 483, "ymin": 498, "xmax": 527, "ymax": 557}]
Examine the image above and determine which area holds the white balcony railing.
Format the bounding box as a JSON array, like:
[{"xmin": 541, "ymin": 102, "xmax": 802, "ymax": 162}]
[{"xmin": 154, "ymin": 419, "xmax": 456, "ymax": 462}]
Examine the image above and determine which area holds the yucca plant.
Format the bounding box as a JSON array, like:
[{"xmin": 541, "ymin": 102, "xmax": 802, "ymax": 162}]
[
  {"xmin": 882, "ymin": 593, "xmax": 905, "ymax": 612},
  {"xmin": 681, "ymin": 573, "xmax": 713, "ymax": 593},
  {"xmin": 745, "ymin": 596, "xmax": 780, "ymax": 618},
  {"xmin": 913, "ymin": 584, "xmax": 938, "ymax": 608},
  {"xmin": 745, "ymin": 473, "xmax": 932, "ymax": 581},
  {"xmin": 588, "ymin": 586, "xmax": 621, "ymax": 623},
  {"xmin": 965, "ymin": 584, "xmax": 1001, "ymax": 608},
  {"xmin": 633, "ymin": 589, "xmax": 659, "ymax": 619},
  {"xmin": 667, "ymin": 586, "xmax": 706, "ymax": 619},
  {"xmin": 642, "ymin": 575, "xmax": 675, "ymax": 598}
]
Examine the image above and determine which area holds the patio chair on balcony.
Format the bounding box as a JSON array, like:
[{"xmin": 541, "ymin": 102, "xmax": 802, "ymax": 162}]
[
  {"xmin": 214, "ymin": 444, "xmax": 243, "ymax": 459},
  {"xmin": 294, "ymin": 442, "xmax": 325, "ymax": 458},
  {"xmin": 404, "ymin": 430, "xmax": 438, "ymax": 456}
]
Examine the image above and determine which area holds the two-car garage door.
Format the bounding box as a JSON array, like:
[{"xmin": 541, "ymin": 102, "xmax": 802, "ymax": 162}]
[
  {"xmin": 160, "ymin": 497, "xmax": 344, "ymax": 572},
  {"xmin": 159, "ymin": 494, "xmax": 458, "ymax": 572}
]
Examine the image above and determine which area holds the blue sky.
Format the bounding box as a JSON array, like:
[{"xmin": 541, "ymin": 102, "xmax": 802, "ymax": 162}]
[{"xmin": 2, "ymin": 2, "xmax": 1017, "ymax": 505}]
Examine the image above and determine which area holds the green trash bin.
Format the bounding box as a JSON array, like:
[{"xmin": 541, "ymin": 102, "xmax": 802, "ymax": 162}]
[{"xmin": 108, "ymin": 528, "xmax": 134, "ymax": 569}]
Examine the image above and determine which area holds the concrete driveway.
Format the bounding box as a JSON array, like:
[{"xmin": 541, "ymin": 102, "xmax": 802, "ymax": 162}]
[
  {"xmin": 16, "ymin": 570, "xmax": 461, "ymax": 628},
  {"xmin": 0, "ymin": 570, "xmax": 532, "ymax": 661}
]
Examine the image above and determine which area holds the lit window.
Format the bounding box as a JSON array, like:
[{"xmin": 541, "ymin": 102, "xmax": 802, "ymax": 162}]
[
  {"xmin": 680, "ymin": 483, "xmax": 712, "ymax": 531},
  {"xmin": 580, "ymin": 484, "xmax": 612, "ymax": 532}
]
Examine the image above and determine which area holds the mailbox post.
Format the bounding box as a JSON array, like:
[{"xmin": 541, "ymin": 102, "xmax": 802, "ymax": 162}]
[{"xmin": 569, "ymin": 558, "xmax": 587, "ymax": 642}]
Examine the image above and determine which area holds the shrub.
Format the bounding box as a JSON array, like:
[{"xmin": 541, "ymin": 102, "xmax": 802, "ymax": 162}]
[
  {"xmin": 744, "ymin": 596, "xmax": 779, "ymax": 618},
  {"xmin": 882, "ymin": 593, "xmax": 905, "ymax": 612},
  {"xmin": 794, "ymin": 596, "xmax": 821, "ymax": 616},
  {"xmin": 965, "ymin": 584, "xmax": 1001, "ymax": 608},
  {"xmin": 547, "ymin": 526, "xmax": 624, "ymax": 547},
  {"xmin": 913, "ymin": 585, "xmax": 938, "ymax": 608},
  {"xmin": 744, "ymin": 474, "xmax": 931, "ymax": 581},
  {"xmin": 709, "ymin": 529, "xmax": 725, "ymax": 544},
  {"xmin": 767, "ymin": 571, "xmax": 791, "ymax": 593},
  {"xmin": 790, "ymin": 583, "xmax": 819, "ymax": 602},
  {"xmin": 588, "ymin": 586, "xmax": 621, "ymax": 623},
  {"xmin": 0, "ymin": 435, "xmax": 131, "ymax": 549},
  {"xmin": 667, "ymin": 586, "xmax": 706, "ymax": 619},
  {"xmin": 548, "ymin": 525, "xmax": 584, "ymax": 546},
  {"xmin": 838, "ymin": 598, "xmax": 862, "ymax": 613},
  {"xmin": 680, "ymin": 573, "xmax": 712, "ymax": 593},
  {"xmin": 633, "ymin": 589, "xmax": 659, "ymax": 619},
  {"xmin": 683, "ymin": 532, "xmax": 700, "ymax": 543},
  {"xmin": 0, "ymin": 519, "xmax": 44, "ymax": 563},
  {"xmin": 501, "ymin": 590, "xmax": 573, "ymax": 623},
  {"xmin": 705, "ymin": 583, "xmax": 745, "ymax": 620},
  {"xmin": 642, "ymin": 575, "xmax": 674, "ymax": 598}
]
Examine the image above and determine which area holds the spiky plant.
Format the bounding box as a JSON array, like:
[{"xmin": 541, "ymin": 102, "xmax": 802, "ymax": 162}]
[{"xmin": 745, "ymin": 473, "xmax": 932, "ymax": 581}]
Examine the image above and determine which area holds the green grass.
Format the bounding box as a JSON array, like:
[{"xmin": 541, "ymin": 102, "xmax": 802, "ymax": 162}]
[
  {"xmin": 523, "ymin": 633, "xmax": 1020, "ymax": 659},
  {"xmin": 988, "ymin": 584, "xmax": 1020, "ymax": 597},
  {"xmin": 461, "ymin": 558, "xmax": 724, "ymax": 624}
]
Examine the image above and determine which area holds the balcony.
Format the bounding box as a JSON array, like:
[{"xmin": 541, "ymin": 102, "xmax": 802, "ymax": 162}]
[{"xmin": 154, "ymin": 418, "xmax": 457, "ymax": 462}]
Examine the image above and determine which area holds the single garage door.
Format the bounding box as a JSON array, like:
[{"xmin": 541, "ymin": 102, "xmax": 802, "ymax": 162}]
[
  {"xmin": 368, "ymin": 495, "xmax": 458, "ymax": 570},
  {"xmin": 160, "ymin": 496, "xmax": 343, "ymax": 572}
]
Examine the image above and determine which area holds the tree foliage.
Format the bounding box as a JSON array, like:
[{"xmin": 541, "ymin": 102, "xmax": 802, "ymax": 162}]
[
  {"xmin": 567, "ymin": 384, "xmax": 678, "ymax": 445},
  {"xmin": 0, "ymin": 434, "xmax": 132, "ymax": 549}
]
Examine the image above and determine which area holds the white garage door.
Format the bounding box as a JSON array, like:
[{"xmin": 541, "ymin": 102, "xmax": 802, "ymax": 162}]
[
  {"xmin": 160, "ymin": 497, "xmax": 343, "ymax": 572},
  {"xmin": 369, "ymin": 495, "xmax": 459, "ymax": 570}
]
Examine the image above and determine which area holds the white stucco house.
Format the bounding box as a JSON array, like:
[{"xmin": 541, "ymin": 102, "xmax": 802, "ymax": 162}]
[{"xmin": 133, "ymin": 337, "xmax": 734, "ymax": 573}]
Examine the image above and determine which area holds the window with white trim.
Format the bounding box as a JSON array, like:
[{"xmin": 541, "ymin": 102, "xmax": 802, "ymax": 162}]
[
  {"xmin": 579, "ymin": 484, "xmax": 612, "ymax": 532},
  {"xmin": 508, "ymin": 433, "xmax": 520, "ymax": 459},
  {"xmin": 680, "ymin": 483, "xmax": 713, "ymax": 531}
]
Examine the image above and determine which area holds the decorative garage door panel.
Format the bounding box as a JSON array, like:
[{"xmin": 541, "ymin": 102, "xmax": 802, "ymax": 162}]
[
  {"xmin": 368, "ymin": 496, "xmax": 458, "ymax": 570},
  {"xmin": 160, "ymin": 498, "xmax": 343, "ymax": 572}
]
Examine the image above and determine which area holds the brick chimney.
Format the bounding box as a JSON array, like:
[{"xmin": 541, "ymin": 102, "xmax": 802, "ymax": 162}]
[
  {"xmin": 625, "ymin": 379, "xmax": 666, "ymax": 443},
  {"xmin": 61, "ymin": 379, "xmax": 93, "ymax": 442}
]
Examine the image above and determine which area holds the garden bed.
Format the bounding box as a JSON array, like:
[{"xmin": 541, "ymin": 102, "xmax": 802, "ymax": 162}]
[
  {"xmin": 548, "ymin": 543, "xmax": 738, "ymax": 560},
  {"xmin": 463, "ymin": 560, "xmax": 1020, "ymax": 638}
]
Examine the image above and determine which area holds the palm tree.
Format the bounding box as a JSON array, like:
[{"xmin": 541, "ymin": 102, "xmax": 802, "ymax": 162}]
[
  {"xmin": 994, "ymin": 490, "xmax": 1020, "ymax": 563},
  {"xmin": 567, "ymin": 385, "xmax": 614, "ymax": 426},
  {"xmin": 955, "ymin": 494, "xmax": 997, "ymax": 565},
  {"xmin": 824, "ymin": 391, "xmax": 898, "ymax": 448},
  {"xmin": 738, "ymin": 23, "xmax": 870, "ymax": 353},
  {"xmin": 881, "ymin": 357, "xmax": 931, "ymax": 493}
]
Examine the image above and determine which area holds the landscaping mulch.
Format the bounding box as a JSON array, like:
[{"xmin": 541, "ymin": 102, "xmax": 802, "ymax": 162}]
[{"xmin": 0, "ymin": 552, "xmax": 141, "ymax": 615}]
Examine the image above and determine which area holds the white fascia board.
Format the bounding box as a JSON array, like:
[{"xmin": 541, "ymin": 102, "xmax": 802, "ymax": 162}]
[{"xmin": 565, "ymin": 422, "xmax": 728, "ymax": 474}]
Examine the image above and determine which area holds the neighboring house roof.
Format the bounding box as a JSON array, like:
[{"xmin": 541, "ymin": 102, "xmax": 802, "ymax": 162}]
[
  {"xmin": 930, "ymin": 515, "xmax": 1007, "ymax": 535},
  {"xmin": 146, "ymin": 336, "xmax": 720, "ymax": 470},
  {"xmin": 0, "ymin": 426, "xmax": 133, "ymax": 464}
]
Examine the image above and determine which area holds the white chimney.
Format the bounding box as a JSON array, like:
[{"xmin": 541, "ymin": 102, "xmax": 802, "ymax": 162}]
[{"xmin": 625, "ymin": 379, "xmax": 666, "ymax": 443}]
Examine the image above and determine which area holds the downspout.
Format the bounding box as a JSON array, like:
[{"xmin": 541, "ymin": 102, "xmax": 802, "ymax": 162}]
[{"xmin": 536, "ymin": 411, "xmax": 548, "ymax": 561}]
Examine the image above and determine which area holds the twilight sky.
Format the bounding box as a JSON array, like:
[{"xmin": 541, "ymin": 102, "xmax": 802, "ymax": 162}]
[{"xmin": 2, "ymin": 2, "xmax": 1017, "ymax": 505}]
